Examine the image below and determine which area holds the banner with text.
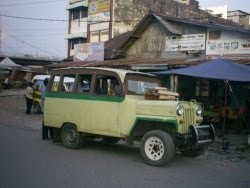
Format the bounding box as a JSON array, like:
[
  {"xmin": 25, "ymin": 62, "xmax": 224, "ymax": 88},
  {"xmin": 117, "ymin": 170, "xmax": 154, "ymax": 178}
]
[
  {"xmin": 206, "ymin": 39, "xmax": 250, "ymax": 56},
  {"xmin": 165, "ymin": 34, "xmax": 206, "ymax": 52}
]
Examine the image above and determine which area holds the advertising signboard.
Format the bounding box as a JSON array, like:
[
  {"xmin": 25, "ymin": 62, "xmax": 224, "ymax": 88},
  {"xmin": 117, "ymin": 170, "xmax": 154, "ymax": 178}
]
[
  {"xmin": 74, "ymin": 42, "xmax": 104, "ymax": 62},
  {"xmin": 88, "ymin": 0, "xmax": 110, "ymax": 22},
  {"xmin": 206, "ymin": 39, "xmax": 250, "ymax": 56},
  {"xmin": 165, "ymin": 34, "xmax": 206, "ymax": 52}
]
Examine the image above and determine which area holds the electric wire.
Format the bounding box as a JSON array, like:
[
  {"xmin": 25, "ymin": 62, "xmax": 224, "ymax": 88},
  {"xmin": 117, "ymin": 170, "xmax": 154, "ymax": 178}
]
[
  {"xmin": 0, "ymin": 0, "xmax": 66, "ymax": 7},
  {"xmin": 0, "ymin": 12, "xmax": 249, "ymax": 23},
  {"xmin": 1, "ymin": 29, "xmax": 59, "ymax": 57},
  {"xmin": 2, "ymin": 20, "xmax": 66, "ymax": 56}
]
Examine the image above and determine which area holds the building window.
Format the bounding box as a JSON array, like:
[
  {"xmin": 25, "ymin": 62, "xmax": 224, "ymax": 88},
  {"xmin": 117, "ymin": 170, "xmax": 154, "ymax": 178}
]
[
  {"xmin": 72, "ymin": 9, "xmax": 80, "ymax": 20},
  {"xmin": 81, "ymin": 7, "xmax": 88, "ymax": 18},
  {"xmin": 209, "ymin": 31, "xmax": 221, "ymax": 40},
  {"xmin": 70, "ymin": 38, "xmax": 85, "ymax": 50}
]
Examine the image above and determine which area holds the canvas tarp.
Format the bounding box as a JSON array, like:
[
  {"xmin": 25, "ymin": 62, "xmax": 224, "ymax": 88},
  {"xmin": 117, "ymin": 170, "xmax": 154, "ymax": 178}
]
[
  {"xmin": 0, "ymin": 57, "xmax": 31, "ymax": 72},
  {"xmin": 154, "ymin": 58, "xmax": 250, "ymax": 82}
]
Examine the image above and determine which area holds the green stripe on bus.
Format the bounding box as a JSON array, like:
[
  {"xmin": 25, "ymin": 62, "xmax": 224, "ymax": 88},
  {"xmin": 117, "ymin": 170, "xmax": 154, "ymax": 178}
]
[{"xmin": 46, "ymin": 92, "xmax": 125, "ymax": 102}]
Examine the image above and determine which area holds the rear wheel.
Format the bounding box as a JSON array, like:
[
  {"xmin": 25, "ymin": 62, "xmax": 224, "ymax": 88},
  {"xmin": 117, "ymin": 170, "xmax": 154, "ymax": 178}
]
[
  {"xmin": 140, "ymin": 130, "xmax": 175, "ymax": 166},
  {"xmin": 61, "ymin": 124, "xmax": 83, "ymax": 149},
  {"xmin": 181, "ymin": 147, "xmax": 206, "ymax": 157},
  {"xmin": 33, "ymin": 103, "xmax": 41, "ymax": 114}
]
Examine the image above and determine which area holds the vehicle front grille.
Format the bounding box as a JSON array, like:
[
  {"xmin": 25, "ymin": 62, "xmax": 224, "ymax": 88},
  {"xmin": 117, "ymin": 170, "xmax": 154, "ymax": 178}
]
[{"xmin": 182, "ymin": 108, "xmax": 195, "ymax": 133}]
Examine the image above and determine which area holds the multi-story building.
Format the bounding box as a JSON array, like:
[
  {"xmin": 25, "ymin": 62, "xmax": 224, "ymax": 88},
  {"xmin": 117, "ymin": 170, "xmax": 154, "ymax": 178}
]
[
  {"xmin": 65, "ymin": 0, "xmax": 211, "ymax": 58},
  {"xmin": 227, "ymin": 10, "xmax": 250, "ymax": 29},
  {"xmin": 66, "ymin": 0, "xmax": 247, "ymax": 59}
]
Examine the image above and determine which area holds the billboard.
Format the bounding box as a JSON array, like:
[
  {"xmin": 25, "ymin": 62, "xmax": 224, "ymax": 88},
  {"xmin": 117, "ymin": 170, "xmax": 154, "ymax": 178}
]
[
  {"xmin": 74, "ymin": 42, "xmax": 104, "ymax": 62},
  {"xmin": 88, "ymin": 0, "xmax": 110, "ymax": 15},
  {"xmin": 88, "ymin": 0, "xmax": 110, "ymax": 22},
  {"xmin": 206, "ymin": 39, "xmax": 250, "ymax": 56},
  {"xmin": 165, "ymin": 34, "xmax": 206, "ymax": 52}
]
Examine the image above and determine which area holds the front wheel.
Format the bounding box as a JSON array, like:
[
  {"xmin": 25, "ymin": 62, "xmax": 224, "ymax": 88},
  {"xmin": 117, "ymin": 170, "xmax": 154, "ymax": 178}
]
[
  {"xmin": 61, "ymin": 124, "xmax": 83, "ymax": 149},
  {"xmin": 140, "ymin": 130, "xmax": 175, "ymax": 167}
]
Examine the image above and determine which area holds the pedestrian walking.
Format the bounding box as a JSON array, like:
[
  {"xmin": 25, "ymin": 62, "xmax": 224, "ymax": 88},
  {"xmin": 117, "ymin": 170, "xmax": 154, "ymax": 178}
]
[{"xmin": 25, "ymin": 82, "xmax": 33, "ymax": 114}]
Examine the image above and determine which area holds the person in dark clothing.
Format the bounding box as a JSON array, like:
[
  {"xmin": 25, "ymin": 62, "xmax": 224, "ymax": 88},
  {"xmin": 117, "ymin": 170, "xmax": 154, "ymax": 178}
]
[
  {"xmin": 25, "ymin": 82, "xmax": 33, "ymax": 114},
  {"xmin": 41, "ymin": 78, "xmax": 53, "ymax": 140}
]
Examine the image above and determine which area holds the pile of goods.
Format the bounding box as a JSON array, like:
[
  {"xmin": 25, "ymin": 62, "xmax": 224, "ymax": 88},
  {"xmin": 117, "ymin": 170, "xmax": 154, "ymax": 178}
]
[{"xmin": 145, "ymin": 87, "xmax": 179, "ymax": 100}]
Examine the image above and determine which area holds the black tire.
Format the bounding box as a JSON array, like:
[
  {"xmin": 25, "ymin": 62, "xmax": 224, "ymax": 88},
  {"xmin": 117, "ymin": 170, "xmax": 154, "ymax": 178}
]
[
  {"xmin": 33, "ymin": 103, "xmax": 41, "ymax": 114},
  {"xmin": 181, "ymin": 147, "xmax": 206, "ymax": 157},
  {"xmin": 140, "ymin": 130, "xmax": 175, "ymax": 167},
  {"xmin": 61, "ymin": 124, "xmax": 83, "ymax": 149},
  {"xmin": 102, "ymin": 137, "xmax": 120, "ymax": 144}
]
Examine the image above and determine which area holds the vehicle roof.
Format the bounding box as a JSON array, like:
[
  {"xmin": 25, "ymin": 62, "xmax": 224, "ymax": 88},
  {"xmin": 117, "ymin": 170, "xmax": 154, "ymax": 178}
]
[
  {"xmin": 51, "ymin": 67, "xmax": 159, "ymax": 82},
  {"xmin": 32, "ymin": 75, "xmax": 50, "ymax": 81}
]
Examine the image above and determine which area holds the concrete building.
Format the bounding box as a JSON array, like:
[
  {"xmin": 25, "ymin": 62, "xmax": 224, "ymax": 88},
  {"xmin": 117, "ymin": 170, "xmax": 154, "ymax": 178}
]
[
  {"xmin": 201, "ymin": 5, "xmax": 250, "ymax": 29},
  {"xmin": 201, "ymin": 5, "xmax": 228, "ymax": 19},
  {"xmin": 66, "ymin": 0, "xmax": 233, "ymax": 58},
  {"xmin": 227, "ymin": 10, "xmax": 250, "ymax": 29}
]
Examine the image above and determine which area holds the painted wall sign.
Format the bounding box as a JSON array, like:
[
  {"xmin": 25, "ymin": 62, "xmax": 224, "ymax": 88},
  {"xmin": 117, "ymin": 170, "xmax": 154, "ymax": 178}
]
[
  {"xmin": 165, "ymin": 34, "xmax": 206, "ymax": 52},
  {"xmin": 88, "ymin": 0, "xmax": 110, "ymax": 15},
  {"xmin": 206, "ymin": 39, "xmax": 250, "ymax": 56}
]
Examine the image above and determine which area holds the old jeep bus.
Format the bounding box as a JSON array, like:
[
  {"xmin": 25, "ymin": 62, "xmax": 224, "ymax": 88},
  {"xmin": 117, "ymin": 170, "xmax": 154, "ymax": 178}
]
[{"xmin": 43, "ymin": 67, "xmax": 215, "ymax": 166}]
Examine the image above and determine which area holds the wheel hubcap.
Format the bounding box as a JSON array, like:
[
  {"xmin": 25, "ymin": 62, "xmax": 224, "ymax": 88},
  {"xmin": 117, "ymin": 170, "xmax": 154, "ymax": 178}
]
[
  {"xmin": 145, "ymin": 136, "xmax": 164, "ymax": 161},
  {"xmin": 67, "ymin": 129, "xmax": 77, "ymax": 143}
]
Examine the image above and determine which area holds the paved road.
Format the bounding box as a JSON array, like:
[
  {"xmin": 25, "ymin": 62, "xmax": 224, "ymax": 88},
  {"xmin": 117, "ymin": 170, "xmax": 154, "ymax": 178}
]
[{"xmin": 0, "ymin": 96, "xmax": 250, "ymax": 188}]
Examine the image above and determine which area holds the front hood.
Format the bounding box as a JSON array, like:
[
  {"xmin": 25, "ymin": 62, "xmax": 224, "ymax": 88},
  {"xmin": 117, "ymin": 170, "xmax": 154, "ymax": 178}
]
[{"xmin": 136, "ymin": 100, "xmax": 178, "ymax": 117}]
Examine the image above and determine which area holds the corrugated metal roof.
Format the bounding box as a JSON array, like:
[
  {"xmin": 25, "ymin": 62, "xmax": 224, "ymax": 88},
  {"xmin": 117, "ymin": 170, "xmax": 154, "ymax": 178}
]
[
  {"xmin": 162, "ymin": 16, "xmax": 250, "ymax": 34},
  {"xmin": 153, "ymin": 14, "xmax": 182, "ymax": 35}
]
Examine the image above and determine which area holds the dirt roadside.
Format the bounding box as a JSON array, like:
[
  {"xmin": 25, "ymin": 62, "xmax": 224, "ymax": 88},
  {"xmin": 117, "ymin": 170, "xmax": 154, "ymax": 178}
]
[{"xmin": 0, "ymin": 95, "xmax": 42, "ymax": 130}]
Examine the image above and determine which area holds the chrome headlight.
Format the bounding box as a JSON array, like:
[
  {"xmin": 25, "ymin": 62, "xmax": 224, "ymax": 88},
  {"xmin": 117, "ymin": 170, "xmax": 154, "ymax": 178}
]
[
  {"xmin": 196, "ymin": 104, "xmax": 202, "ymax": 116},
  {"xmin": 176, "ymin": 104, "xmax": 184, "ymax": 116}
]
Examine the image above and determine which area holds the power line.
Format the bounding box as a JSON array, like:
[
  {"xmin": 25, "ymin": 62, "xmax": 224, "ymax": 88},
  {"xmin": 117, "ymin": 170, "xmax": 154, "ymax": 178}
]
[
  {"xmin": 7, "ymin": 28, "xmax": 66, "ymax": 31},
  {"xmin": 0, "ymin": 13, "xmax": 67, "ymax": 22},
  {"xmin": 2, "ymin": 21, "xmax": 66, "ymax": 56},
  {"xmin": 8, "ymin": 33, "xmax": 66, "ymax": 37},
  {"xmin": 0, "ymin": 0, "xmax": 66, "ymax": 7},
  {"xmin": 0, "ymin": 12, "xmax": 249, "ymax": 23},
  {"xmin": 1, "ymin": 29, "xmax": 58, "ymax": 56}
]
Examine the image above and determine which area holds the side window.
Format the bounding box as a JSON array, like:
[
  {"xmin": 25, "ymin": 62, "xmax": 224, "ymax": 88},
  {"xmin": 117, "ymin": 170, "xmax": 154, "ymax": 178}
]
[
  {"xmin": 95, "ymin": 75, "xmax": 122, "ymax": 96},
  {"xmin": 61, "ymin": 75, "xmax": 75, "ymax": 92},
  {"xmin": 76, "ymin": 74, "xmax": 92, "ymax": 93},
  {"xmin": 51, "ymin": 76, "xmax": 60, "ymax": 92}
]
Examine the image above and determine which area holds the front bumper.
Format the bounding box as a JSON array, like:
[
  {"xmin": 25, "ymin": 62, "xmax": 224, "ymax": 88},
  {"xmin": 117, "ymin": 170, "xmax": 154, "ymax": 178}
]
[{"xmin": 175, "ymin": 124, "xmax": 215, "ymax": 147}]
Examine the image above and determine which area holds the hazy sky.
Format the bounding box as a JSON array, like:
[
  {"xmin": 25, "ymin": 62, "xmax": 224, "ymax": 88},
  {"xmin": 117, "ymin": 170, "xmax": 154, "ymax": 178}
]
[
  {"xmin": 0, "ymin": 0, "xmax": 249, "ymax": 59},
  {"xmin": 0, "ymin": 0, "xmax": 67, "ymax": 59},
  {"xmin": 198, "ymin": 0, "xmax": 250, "ymax": 12}
]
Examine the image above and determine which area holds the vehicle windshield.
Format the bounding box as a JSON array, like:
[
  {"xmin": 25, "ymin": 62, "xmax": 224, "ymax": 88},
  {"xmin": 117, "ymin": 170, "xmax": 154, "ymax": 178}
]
[{"xmin": 126, "ymin": 74, "xmax": 162, "ymax": 95}]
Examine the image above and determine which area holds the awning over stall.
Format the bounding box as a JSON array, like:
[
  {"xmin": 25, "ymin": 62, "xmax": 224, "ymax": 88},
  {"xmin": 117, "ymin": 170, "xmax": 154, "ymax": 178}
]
[{"xmin": 154, "ymin": 58, "xmax": 250, "ymax": 82}]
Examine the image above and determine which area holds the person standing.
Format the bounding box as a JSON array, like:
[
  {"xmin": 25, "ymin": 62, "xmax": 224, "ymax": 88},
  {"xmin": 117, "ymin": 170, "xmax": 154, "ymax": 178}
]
[
  {"xmin": 41, "ymin": 78, "xmax": 49, "ymax": 113},
  {"xmin": 41, "ymin": 78, "xmax": 53, "ymax": 140},
  {"xmin": 25, "ymin": 82, "xmax": 33, "ymax": 114},
  {"xmin": 4, "ymin": 75, "xmax": 10, "ymax": 89}
]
